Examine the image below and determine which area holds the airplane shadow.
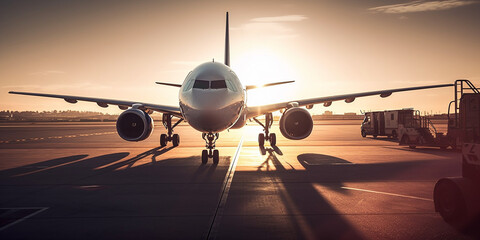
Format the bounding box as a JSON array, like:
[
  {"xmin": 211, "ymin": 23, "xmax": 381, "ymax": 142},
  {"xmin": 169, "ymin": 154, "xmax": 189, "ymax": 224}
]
[{"xmin": 0, "ymin": 144, "xmax": 465, "ymax": 239}]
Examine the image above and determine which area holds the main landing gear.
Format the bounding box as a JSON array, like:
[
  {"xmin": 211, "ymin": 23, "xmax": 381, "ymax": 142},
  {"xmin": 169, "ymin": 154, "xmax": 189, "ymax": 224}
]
[
  {"xmin": 202, "ymin": 133, "xmax": 220, "ymax": 164},
  {"xmin": 160, "ymin": 114, "xmax": 183, "ymax": 147},
  {"xmin": 253, "ymin": 112, "xmax": 276, "ymax": 147}
]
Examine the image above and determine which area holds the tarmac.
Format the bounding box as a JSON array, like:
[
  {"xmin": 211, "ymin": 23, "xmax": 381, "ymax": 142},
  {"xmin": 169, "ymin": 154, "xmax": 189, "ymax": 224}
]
[{"xmin": 0, "ymin": 121, "xmax": 474, "ymax": 239}]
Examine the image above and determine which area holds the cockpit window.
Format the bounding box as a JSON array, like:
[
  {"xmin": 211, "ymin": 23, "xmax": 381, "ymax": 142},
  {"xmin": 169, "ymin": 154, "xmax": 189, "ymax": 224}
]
[
  {"xmin": 225, "ymin": 79, "xmax": 237, "ymax": 92},
  {"xmin": 193, "ymin": 80, "xmax": 209, "ymax": 89},
  {"xmin": 183, "ymin": 79, "xmax": 194, "ymax": 92},
  {"xmin": 211, "ymin": 80, "xmax": 227, "ymax": 89}
]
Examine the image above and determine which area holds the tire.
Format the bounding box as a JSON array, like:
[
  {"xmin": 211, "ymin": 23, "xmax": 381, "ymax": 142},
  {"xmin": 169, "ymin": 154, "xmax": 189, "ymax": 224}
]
[
  {"xmin": 172, "ymin": 134, "xmax": 180, "ymax": 147},
  {"xmin": 212, "ymin": 150, "xmax": 219, "ymax": 164},
  {"xmin": 361, "ymin": 130, "xmax": 366, "ymax": 138},
  {"xmin": 201, "ymin": 150, "xmax": 208, "ymax": 164},
  {"xmin": 434, "ymin": 179, "xmax": 466, "ymax": 223},
  {"xmin": 269, "ymin": 133, "xmax": 276, "ymax": 146},
  {"xmin": 258, "ymin": 133, "xmax": 265, "ymax": 147},
  {"xmin": 160, "ymin": 134, "xmax": 167, "ymax": 147}
]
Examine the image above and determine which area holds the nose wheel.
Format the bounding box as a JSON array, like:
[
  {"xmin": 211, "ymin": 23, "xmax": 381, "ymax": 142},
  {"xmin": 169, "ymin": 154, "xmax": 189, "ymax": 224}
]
[
  {"xmin": 160, "ymin": 114, "xmax": 183, "ymax": 147},
  {"xmin": 253, "ymin": 112, "xmax": 276, "ymax": 147},
  {"xmin": 202, "ymin": 133, "xmax": 220, "ymax": 164}
]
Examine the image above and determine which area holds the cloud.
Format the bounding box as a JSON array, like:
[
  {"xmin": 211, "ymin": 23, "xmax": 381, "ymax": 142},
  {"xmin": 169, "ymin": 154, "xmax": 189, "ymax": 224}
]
[
  {"xmin": 29, "ymin": 70, "xmax": 65, "ymax": 76},
  {"xmin": 369, "ymin": 0, "xmax": 477, "ymax": 14},
  {"xmin": 251, "ymin": 15, "xmax": 308, "ymax": 22}
]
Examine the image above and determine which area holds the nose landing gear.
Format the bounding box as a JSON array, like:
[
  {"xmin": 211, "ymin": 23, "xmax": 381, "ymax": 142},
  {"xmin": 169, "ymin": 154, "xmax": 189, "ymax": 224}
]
[
  {"xmin": 160, "ymin": 114, "xmax": 183, "ymax": 147},
  {"xmin": 253, "ymin": 112, "xmax": 276, "ymax": 147},
  {"xmin": 202, "ymin": 133, "xmax": 220, "ymax": 164}
]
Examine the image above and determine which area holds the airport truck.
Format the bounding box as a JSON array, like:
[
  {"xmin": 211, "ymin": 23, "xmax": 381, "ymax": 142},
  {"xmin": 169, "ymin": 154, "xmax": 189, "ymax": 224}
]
[
  {"xmin": 361, "ymin": 109, "xmax": 417, "ymax": 139},
  {"xmin": 433, "ymin": 79, "xmax": 480, "ymax": 232}
]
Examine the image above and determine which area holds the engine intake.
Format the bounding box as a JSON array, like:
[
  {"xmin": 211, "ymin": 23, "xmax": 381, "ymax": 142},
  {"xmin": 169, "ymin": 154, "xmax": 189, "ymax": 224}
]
[
  {"xmin": 116, "ymin": 109, "xmax": 154, "ymax": 141},
  {"xmin": 279, "ymin": 107, "xmax": 313, "ymax": 140}
]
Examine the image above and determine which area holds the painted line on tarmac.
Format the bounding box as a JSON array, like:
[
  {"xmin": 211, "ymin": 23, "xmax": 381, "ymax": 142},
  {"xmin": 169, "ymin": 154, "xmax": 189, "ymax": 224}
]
[
  {"xmin": 0, "ymin": 207, "xmax": 49, "ymax": 232},
  {"xmin": 206, "ymin": 135, "xmax": 244, "ymax": 240},
  {"xmin": 0, "ymin": 132, "xmax": 115, "ymax": 144},
  {"xmin": 341, "ymin": 186, "xmax": 433, "ymax": 201}
]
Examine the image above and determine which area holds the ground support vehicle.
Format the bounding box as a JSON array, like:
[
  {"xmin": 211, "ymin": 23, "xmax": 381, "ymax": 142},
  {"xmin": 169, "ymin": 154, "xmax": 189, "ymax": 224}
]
[
  {"xmin": 433, "ymin": 143, "xmax": 480, "ymax": 232},
  {"xmin": 400, "ymin": 80, "xmax": 479, "ymax": 149},
  {"xmin": 433, "ymin": 80, "xmax": 480, "ymax": 232},
  {"xmin": 361, "ymin": 109, "xmax": 417, "ymax": 139}
]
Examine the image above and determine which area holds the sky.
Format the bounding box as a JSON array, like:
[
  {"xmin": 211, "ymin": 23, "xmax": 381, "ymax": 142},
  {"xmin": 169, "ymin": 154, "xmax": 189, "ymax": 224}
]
[{"xmin": 1, "ymin": 0, "xmax": 479, "ymax": 115}]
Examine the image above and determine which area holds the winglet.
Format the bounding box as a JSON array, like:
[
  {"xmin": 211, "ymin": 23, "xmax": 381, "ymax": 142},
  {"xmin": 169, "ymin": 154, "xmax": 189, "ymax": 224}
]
[{"xmin": 225, "ymin": 12, "xmax": 230, "ymax": 67}]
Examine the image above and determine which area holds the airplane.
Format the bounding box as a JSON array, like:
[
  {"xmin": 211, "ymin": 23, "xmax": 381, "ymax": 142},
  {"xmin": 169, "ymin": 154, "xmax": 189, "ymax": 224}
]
[{"xmin": 9, "ymin": 12, "xmax": 453, "ymax": 164}]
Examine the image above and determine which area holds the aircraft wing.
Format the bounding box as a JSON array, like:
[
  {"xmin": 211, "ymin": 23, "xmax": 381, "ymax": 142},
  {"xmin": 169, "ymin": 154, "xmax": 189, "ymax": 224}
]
[
  {"xmin": 9, "ymin": 91, "xmax": 183, "ymax": 118},
  {"xmin": 245, "ymin": 83, "xmax": 453, "ymax": 119}
]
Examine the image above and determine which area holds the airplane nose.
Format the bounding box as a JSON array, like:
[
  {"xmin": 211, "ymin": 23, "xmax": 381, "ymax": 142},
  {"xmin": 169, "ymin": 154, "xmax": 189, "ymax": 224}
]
[{"xmin": 192, "ymin": 90, "xmax": 228, "ymax": 110}]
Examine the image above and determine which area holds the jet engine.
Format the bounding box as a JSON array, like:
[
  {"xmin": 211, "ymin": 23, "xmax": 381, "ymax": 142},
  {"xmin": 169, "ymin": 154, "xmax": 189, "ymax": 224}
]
[
  {"xmin": 279, "ymin": 107, "xmax": 313, "ymax": 140},
  {"xmin": 116, "ymin": 109, "xmax": 154, "ymax": 141}
]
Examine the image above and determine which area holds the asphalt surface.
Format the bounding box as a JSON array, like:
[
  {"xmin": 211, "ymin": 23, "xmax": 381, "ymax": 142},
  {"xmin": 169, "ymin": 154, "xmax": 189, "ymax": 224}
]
[{"xmin": 0, "ymin": 121, "xmax": 474, "ymax": 239}]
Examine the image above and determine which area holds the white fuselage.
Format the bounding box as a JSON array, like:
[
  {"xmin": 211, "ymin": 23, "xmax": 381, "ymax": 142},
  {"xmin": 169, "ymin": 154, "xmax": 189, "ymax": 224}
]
[{"xmin": 179, "ymin": 62, "xmax": 246, "ymax": 133}]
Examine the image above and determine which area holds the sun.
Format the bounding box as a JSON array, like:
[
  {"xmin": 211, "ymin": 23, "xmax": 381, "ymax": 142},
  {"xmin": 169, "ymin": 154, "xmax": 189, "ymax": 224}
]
[{"xmin": 232, "ymin": 49, "xmax": 298, "ymax": 106}]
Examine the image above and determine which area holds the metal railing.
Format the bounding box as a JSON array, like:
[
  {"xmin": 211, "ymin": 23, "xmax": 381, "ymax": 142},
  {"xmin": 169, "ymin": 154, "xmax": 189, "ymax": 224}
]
[{"xmin": 450, "ymin": 79, "xmax": 479, "ymax": 128}]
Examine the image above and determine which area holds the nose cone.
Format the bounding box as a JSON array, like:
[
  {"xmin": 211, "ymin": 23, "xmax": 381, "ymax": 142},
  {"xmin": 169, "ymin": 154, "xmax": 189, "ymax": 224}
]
[{"xmin": 191, "ymin": 89, "xmax": 229, "ymax": 110}]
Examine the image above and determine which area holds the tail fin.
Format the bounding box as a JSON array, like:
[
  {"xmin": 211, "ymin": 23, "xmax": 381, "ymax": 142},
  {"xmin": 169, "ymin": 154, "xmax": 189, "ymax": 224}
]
[{"xmin": 224, "ymin": 12, "xmax": 230, "ymax": 67}]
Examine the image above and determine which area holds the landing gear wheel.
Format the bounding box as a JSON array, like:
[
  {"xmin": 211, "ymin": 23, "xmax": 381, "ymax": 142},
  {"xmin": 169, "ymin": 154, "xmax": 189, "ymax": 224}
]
[
  {"xmin": 212, "ymin": 150, "xmax": 219, "ymax": 164},
  {"xmin": 201, "ymin": 150, "xmax": 208, "ymax": 164},
  {"xmin": 161, "ymin": 114, "xmax": 183, "ymax": 148},
  {"xmin": 258, "ymin": 133, "xmax": 265, "ymax": 147},
  {"xmin": 172, "ymin": 134, "xmax": 180, "ymax": 147},
  {"xmin": 160, "ymin": 134, "xmax": 167, "ymax": 147},
  {"xmin": 202, "ymin": 133, "xmax": 219, "ymax": 164},
  {"xmin": 373, "ymin": 135, "xmax": 377, "ymax": 139},
  {"xmin": 409, "ymin": 145, "xmax": 417, "ymax": 149},
  {"xmin": 361, "ymin": 130, "xmax": 366, "ymax": 138},
  {"xmin": 269, "ymin": 133, "xmax": 276, "ymax": 146}
]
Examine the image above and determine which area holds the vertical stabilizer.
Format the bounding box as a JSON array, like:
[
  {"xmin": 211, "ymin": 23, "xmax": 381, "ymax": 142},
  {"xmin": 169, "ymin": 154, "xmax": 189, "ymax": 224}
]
[{"xmin": 224, "ymin": 12, "xmax": 230, "ymax": 67}]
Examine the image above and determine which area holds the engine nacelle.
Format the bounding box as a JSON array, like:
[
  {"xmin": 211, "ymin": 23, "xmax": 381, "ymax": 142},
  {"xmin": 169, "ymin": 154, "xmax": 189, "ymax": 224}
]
[
  {"xmin": 116, "ymin": 109, "xmax": 154, "ymax": 141},
  {"xmin": 279, "ymin": 107, "xmax": 313, "ymax": 140}
]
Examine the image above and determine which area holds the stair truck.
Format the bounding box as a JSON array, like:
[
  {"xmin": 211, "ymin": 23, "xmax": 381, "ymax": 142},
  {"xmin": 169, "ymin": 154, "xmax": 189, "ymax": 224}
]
[
  {"xmin": 433, "ymin": 79, "xmax": 480, "ymax": 231},
  {"xmin": 398, "ymin": 80, "xmax": 479, "ymax": 149}
]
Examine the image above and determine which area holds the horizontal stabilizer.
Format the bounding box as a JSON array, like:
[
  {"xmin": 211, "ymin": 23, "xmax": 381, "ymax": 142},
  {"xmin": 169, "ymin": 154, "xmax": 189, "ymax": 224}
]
[
  {"xmin": 155, "ymin": 82, "xmax": 182, "ymax": 87},
  {"xmin": 245, "ymin": 80, "xmax": 295, "ymax": 90}
]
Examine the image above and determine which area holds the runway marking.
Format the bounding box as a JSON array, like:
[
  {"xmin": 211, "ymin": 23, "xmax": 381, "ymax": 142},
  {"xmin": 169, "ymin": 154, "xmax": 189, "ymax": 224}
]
[
  {"xmin": 14, "ymin": 156, "xmax": 88, "ymax": 177},
  {"xmin": 0, "ymin": 207, "xmax": 48, "ymax": 232},
  {"xmin": 206, "ymin": 135, "xmax": 244, "ymax": 240},
  {"xmin": 0, "ymin": 131, "xmax": 115, "ymax": 144},
  {"xmin": 341, "ymin": 186, "xmax": 433, "ymax": 202}
]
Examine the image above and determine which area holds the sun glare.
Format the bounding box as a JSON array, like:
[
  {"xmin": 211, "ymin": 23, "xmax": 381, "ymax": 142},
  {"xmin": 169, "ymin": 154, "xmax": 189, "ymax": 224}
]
[{"xmin": 232, "ymin": 49, "xmax": 298, "ymax": 106}]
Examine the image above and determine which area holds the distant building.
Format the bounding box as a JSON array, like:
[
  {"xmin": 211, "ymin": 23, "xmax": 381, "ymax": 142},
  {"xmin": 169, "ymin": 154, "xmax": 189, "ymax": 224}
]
[
  {"xmin": 0, "ymin": 111, "xmax": 13, "ymax": 120},
  {"xmin": 323, "ymin": 111, "xmax": 333, "ymax": 116},
  {"xmin": 344, "ymin": 112, "xmax": 357, "ymax": 116}
]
